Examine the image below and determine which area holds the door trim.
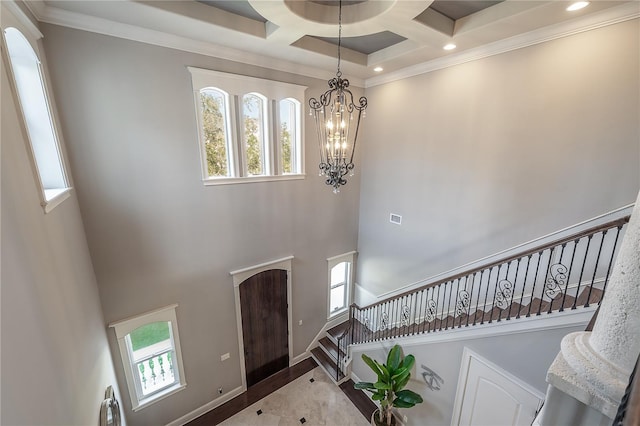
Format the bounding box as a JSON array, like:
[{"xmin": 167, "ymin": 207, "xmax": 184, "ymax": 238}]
[
  {"xmin": 231, "ymin": 256, "xmax": 293, "ymax": 390},
  {"xmin": 451, "ymin": 347, "xmax": 545, "ymax": 426}
]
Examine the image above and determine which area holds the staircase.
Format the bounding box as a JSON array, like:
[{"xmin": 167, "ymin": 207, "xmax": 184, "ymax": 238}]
[
  {"xmin": 312, "ymin": 216, "xmax": 629, "ymax": 383},
  {"xmin": 311, "ymin": 322, "xmax": 348, "ymax": 383}
]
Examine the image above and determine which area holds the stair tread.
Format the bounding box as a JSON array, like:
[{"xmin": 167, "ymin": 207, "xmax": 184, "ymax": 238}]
[
  {"xmin": 327, "ymin": 321, "xmax": 350, "ymax": 339},
  {"xmin": 311, "ymin": 346, "xmax": 344, "ymax": 381},
  {"xmin": 318, "ymin": 336, "xmax": 343, "ymax": 360},
  {"xmin": 576, "ymin": 286, "xmax": 604, "ymax": 306}
]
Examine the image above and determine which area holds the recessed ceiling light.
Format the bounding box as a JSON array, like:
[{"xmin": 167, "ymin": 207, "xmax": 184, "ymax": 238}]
[
  {"xmin": 373, "ymin": 66, "xmax": 383, "ymax": 72},
  {"xmin": 566, "ymin": 1, "xmax": 589, "ymax": 11},
  {"xmin": 443, "ymin": 43, "xmax": 457, "ymax": 51}
]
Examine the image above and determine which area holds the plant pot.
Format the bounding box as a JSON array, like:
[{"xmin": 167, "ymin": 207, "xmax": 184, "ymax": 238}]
[{"xmin": 371, "ymin": 408, "xmax": 398, "ymax": 426}]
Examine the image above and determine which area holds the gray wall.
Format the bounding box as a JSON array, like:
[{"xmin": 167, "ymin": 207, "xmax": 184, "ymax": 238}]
[
  {"xmin": 41, "ymin": 24, "xmax": 361, "ymax": 425},
  {"xmin": 351, "ymin": 323, "xmax": 585, "ymax": 425},
  {"xmin": 356, "ymin": 19, "xmax": 640, "ymax": 297},
  {"xmin": 1, "ymin": 33, "xmax": 122, "ymax": 426}
]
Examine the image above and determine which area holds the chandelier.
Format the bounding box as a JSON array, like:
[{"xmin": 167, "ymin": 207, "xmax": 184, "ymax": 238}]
[{"xmin": 309, "ymin": 0, "xmax": 368, "ymax": 193}]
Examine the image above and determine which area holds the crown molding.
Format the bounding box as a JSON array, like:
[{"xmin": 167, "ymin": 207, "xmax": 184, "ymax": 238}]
[
  {"xmin": 27, "ymin": 1, "xmax": 353, "ymax": 86},
  {"xmin": 365, "ymin": 2, "xmax": 640, "ymax": 88},
  {"xmin": 22, "ymin": 1, "xmax": 639, "ymax": 90},
  {"xmin": 2, "ymin": 0, "xmax": 43, "ymax": 39}
]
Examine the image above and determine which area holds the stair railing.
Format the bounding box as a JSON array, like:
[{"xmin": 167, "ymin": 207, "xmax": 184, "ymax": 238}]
[{"xmin": 336, "ymin": 216, "xmax": 629, "ymax": 365}]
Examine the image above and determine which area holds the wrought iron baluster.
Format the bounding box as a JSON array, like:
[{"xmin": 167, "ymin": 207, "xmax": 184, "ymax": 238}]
[
  {"xmin": 586, "ymin": 230, "xmax": 608, "ymax": 307},
  {"xmin": 574, "ymin": 235, "xmax": 593, "ymax": 309},
  {"xmin": 457, "ymin": 276, "xmax": 469, "ymax": 328},
  {"xmin": 507, "ymin": 259, "xmax": 521, "ymax": 320},
  {"xmin": 436, "ymin": 284, "xmax": 442, "ymax": 331},
  {"xmin": 441, "ymin": 281, "xmax": 449, "ymax": 330},
  {"xmin": 498, "ymin": 262, "xmax": 512, "ymax": 321},
  {"xmin": 423, "ymin": 285, "xmax": 440, "ymax": 333},
  {"xmin": 466, "ymin": 273, "xmax": 476, "ymax": 327},
  {"xmin": 561, "ymin": 241, "xmax": 578, "ymax": 312},
  {"xmin": 516, "ymin": 255, "xmax": 531, "ymax": 319},
  {"xmin": 452, "ymin": 278, "xmax": 460, "ymax": 328},
  {"xmin": 482, "ymin": 268, "xmax": 492, "ymax": 324},
  {"xmin": 474, "ymin": 270, "xmax": 485, "ymax": 325},
  {"xmin": 489, "ymin": 265, "xmax": 502, "ymax": 323},
  {"xmin": 416, "ymin": 289, "xmax": 424, "ymax": 334},
  {"xmin": 538, "ymin": 249, "xmax": 554, "ymax": 316},
  {"xmin": 548, "ymin": 244, "xmax": 567, "ymax": 314},
  {"xmin": 527, "ymin": 252, "xmax": 542, "ymax": 317},
  {"xmin": 448, "ymin": 280, "xmax": 455, "ymax": 329},
  {"xmin": 602, "ymin": 225, "xmax": 623, "ymax": 298},
  {"xmin": 409, "ymin": 291, "xmax": 418, "ymax": 335}
]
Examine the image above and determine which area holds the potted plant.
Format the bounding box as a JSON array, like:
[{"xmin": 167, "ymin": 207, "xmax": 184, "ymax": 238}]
[{"xmin": 354, "ymin": 344, "xmax": 423, "ymax": 426}]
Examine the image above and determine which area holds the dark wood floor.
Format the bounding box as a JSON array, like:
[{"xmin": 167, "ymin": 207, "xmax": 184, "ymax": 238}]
[{"xmin": 185, "ymin": 357, "xmax": 375, "ymax": 425}]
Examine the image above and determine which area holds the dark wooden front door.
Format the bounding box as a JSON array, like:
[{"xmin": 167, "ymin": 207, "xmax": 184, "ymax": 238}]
[{"xmin": 239, "ymin": 269, "xmax": 289, "ymax": 387}]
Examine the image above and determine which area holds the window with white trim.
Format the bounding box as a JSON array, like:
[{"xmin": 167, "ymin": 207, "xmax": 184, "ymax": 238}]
[
  {"xmin": 189, "ymin": 67, "xmax": 306, "ymax": 184},
  {"xmin": 327, "ymin": 252, "xmax": 356, "ymax": 318},
  {"xmin": 109, "ymin": 305, "xmax": 186, "ymax": 411},
  {"xmin": 2, "ymin": 20, "xmax": 71, "ymax": 212}
]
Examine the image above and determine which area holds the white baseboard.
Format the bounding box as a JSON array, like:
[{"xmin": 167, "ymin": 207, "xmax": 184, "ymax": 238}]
[
  {"xmin": 165, "ymin": 385, "xmax": 244, "ymax": 426},
  {"xmin": 305, "ymin": 312, "xmax": 349, "ymax": 353},
  {"xmin": 291, "ymin": 351, "xmax": 311, "ymax": 366}
]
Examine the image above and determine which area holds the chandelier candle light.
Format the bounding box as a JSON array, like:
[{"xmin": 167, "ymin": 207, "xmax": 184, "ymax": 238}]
[{"xmin": 309, "ymin": 0, "xmax": 368, "ymax": 193}]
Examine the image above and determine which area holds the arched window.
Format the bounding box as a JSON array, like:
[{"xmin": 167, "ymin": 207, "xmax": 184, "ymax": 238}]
[
  {"xmin": 327, "ymin": 251, "xmax": 356, "ymax": 318},
  {"xmin": 279, "ymin": 98, "xmax": 301, "ymax": 174},
  {"xmin": 243, "ymin": 93, "xmax": 268, "ymax": 176},
  {"xmin": 199, "ymin": 88, "xmax": 232, "ymax": 178},
  {"xmin": 3, "ymin": 26, "xmax": 70, "ymax": 210},
  {"xmin": 189, "ymin": 67, "xmax": 306, "ymax": 184}
]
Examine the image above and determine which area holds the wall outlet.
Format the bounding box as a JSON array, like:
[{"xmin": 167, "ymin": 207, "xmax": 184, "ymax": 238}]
[
  {"xmin": 220, "ymin": 352, "xmax": 230, "ymax": 361},
  {"xmin": 218, "ymin": 387, "xmax": 223, "ymax": 394},
  {"xmin": 298, "ymin": 320, "xmax": 303, "ymax": 326}
]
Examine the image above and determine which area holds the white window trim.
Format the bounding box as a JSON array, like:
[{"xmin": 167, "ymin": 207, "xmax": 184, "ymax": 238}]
[
  {"xmin": 109, "ymin": 304, "xmax": 187, "ymax": 412},
  {"xmin": 327, "ymin": 251, "xmax": 357, "ymax": 320},
  {"xmin": 2, "ymin": 6, "xmax": 72, "ymax": 213},
  {"xmin": 189, "ymin": 66, "xmax": 306, "ymax": 185}
]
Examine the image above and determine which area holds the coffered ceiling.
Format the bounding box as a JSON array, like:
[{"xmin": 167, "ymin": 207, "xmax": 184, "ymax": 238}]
[{"xmin": 22, "ymin": 1, "xmax": 640, "ymax": 86}]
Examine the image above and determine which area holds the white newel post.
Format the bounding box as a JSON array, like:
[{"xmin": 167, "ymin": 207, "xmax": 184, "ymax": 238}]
[{"xmin": 540, "ymin": 190, "xmax": 640, "ymax": 425}]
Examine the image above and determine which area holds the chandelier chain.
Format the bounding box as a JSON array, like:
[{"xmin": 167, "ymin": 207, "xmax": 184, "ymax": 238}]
[{"xmin": 337, "ymin": 0, "xmax": 342, "ymax": 78}]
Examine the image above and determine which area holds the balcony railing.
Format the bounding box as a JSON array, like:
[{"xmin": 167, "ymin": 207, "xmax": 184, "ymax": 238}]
[
  {"xmin": 333, "ymin": 216, "xmax": 629, "ymax": 382},
  {"xmin": 134, "ymin": 346, "xmax": 176, "ymax": 397}
]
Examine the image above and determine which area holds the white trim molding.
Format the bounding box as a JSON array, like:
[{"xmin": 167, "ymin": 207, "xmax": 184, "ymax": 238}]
[
  {"xmin": 372, "ymin": 204, "xmax": 634, "ymax": 302},
  {"xmin": 451, "ymin": 347, "xmax": 545, "ymax": 426},
  {"xmin": 230, "ymin": 256, "xmax": 294, "ymax": 391}
]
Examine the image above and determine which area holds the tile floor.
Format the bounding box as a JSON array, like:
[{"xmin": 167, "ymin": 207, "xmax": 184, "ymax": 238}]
[{"xmin": 219, "ymin": 367, "xmax": 370, "ymax": 426}]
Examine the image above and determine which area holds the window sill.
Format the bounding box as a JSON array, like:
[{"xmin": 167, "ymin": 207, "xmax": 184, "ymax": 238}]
[
  {"xmin": 132, "ymin": 383, "xmax": 187, "ymax": 412},
  {"xmin": 42, "ymin": 187, "xmax": 72, "ymax": 213},
  {"xmin": 328, "ymin": 308, "xmax": 348, "ymax": 320},
  {"xmin": 203, "ymin": 174, "xmax": 305, "ymax": 186}
]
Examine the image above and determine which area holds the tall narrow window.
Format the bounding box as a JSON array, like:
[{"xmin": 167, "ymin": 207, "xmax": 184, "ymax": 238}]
[
  {"xmin": 330, "ymin": 262, "xmax": 349, "ymax": 313},
  {"xmin": 243, "ymin": 93, "xmax": 267, "ymax": 176},
  {"xmin": 199, "ymin": 88, "xmax": 231, "ymax": 178},
  {"xmin": 327, "ymin": 252, "xmax": 356, "ymax": 318},
  {"xmin": 3, "ymin": 26, "xmax": 70, "ymax": 210},
  {"xmin": 279, "ymin": 98, "xmax": 301, "ymax": 174},
  {"xmin": 110, "ymin": 305, "xmax": 186, "ymax": 411}
]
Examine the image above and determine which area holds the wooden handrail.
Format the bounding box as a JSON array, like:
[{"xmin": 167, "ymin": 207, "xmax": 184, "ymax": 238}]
[{"xmin": 353, "ymin": 216, "xmax": 630, "ymax": 311}]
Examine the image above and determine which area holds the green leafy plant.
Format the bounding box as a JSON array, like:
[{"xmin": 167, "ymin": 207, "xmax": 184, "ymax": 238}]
[{"xmin": 354, "ymin": 344, "xmax": 423, "ymax": 426}]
